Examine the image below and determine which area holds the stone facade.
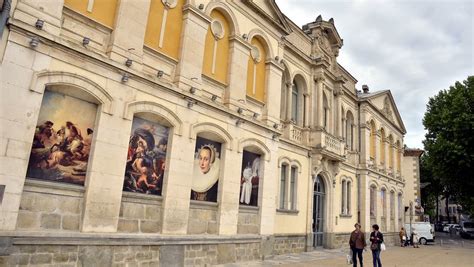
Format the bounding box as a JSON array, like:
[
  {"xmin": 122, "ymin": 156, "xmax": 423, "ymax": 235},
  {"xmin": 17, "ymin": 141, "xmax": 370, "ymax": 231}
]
[
  {"xmin": 0, "ymin": 0, "xmax": 415, "ymax": 265},
  {"xmin": 272, "ymin": 235, "xmax": 306, "ymax": 255}
]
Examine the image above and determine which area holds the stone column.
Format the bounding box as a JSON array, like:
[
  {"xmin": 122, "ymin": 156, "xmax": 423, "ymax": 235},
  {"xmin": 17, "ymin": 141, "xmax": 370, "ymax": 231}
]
[
  {"xmin": 285, "ymin": 82, "xmax": 292, "ymax": 121},
  {"xmin": 160, "ymin": 131, "xmax": 195, "ymax": 234},
  {"xmin": 262, "ymin": 60, "xmax": 284, "ymax": 126},
  {"xmin": 216, "ymin": 146, "xmax": 242, "ymax": 235},
  {"xmin": 0, "ymin": 45, "xmax": 50, "ymax": 230},
  {"xmin": 82, "ymin": 111, "xmax": 132, "ymax": 232},
  {"xmin": 258, "ymin": 142, "xmax": 278, "ymax": 235},
  {"xmin": 224, "ymin": 36, "xmax": 251, "ymax": 110},
  {"xmin": 303, "ymin": 93, "xmax": 310, "ymax": 127},
  {"xmin": 108, "ymin": 0, "xmax": 151, "ymax": 70},
  {"xmin": 174, "ymin": 5, "xmax": 211, "ymax": 90}
]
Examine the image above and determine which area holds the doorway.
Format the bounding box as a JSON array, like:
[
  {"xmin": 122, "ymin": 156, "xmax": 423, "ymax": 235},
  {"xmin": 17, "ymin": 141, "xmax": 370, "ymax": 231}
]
[{"xmin": 313, "ymin": 175, "xmax": 325, "ymax": 247}]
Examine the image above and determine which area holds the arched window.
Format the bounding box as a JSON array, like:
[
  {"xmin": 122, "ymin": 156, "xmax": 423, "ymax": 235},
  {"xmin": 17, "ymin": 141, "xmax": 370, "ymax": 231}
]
[
  {"xmin": 370, "ymin": 185, "xmax": 377, "ymax": 217},
  {"xmin": 144, "ymin": 0, "xmax": 185, "ymax": 60},
  {"xmin": 370, "ymin": 121, "xmax": 377, "ymax": 161},
  {"xmin": 202, "ymin": 9, "xmax": 231, "ymax": 84},
  {"xmin": 390, "ymin": 191, "xmax": 395, "ymax": 219},
  {"xmin": 290, "ymin": 166, "xmax": 298, "ymax": 210},
  {"xmin": 291, "ymin": 83, "xmax": 298, "ymax": 123},
  {"xmin": 346, "ymin": 111, "xmax": 354, "ymax": 150},
  {"xmin": 380, "ymin": 128, "xmax": 386, "ymax": 165},
  {"xmin": 341, "ymin": 180, "xmax": 346, "ymax": 214},
  {"xmin": 341, "ymin": 179, "xmax": 352, "ymax": 215},
  {"xmin": 388, "ymin": 135, "xmax": 394, "ymax": 169},
  {"xmin": 323, "ymin": 93, "xmax": 329, "ymax": 129},
  {"xmin": 64, "ymin": 0, "xmax": 118, "ymax": 28},
  {"xmin": 398, "ymin": 193, "xmax": 403, "ymax": 222},
  {"xmin": 279, "ymin": 163, "xmax": 288, "ymax": 209},
  {"xmin": 246, "ymin": 37, "xmax": 267, "ymax": 102},
  {"xmin": 347, "ymin": 181, "xmax": 351, "ymax": 215},
  {"xmin": 396, "ymin": 140, "xmax": 402, "ymax": 173},
  {"xmin": 381, "ymin": 188, "xmax": 387, "ymax": 218}
]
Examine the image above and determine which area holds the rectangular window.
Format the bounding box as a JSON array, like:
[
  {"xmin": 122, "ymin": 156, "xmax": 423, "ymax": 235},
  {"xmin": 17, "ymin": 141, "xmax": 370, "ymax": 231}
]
[
  {"xmin": 290, "ymin": 166, "xmax": 297, "ymax": 210},
  {"xmin": 381, "ymin": 190, "xmax": 386, "ymax": 217},
  {"xmin": 390, "ymin": 192, "xmax": 395, "ymax": 218},
  {"xmin": 280, "ymin": 165, "xmax": 287, "ymax": 209}
]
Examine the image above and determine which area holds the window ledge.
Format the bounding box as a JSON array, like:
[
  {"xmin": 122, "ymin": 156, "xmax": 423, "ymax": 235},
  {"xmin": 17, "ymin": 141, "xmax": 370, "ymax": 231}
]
[
  {"xmin": 276, "ymin": 209, "xmax": 299, "ymax": 214},
  {"xmin": 340, "ymin": 214, "xmax": 353, "ymax": 218}
]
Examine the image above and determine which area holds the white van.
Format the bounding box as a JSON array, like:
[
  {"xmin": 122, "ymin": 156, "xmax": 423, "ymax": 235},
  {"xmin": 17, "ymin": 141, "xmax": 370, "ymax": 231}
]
[{"xmin": 404, "ymin": 222, "xmax": 435, "ymax": 245}]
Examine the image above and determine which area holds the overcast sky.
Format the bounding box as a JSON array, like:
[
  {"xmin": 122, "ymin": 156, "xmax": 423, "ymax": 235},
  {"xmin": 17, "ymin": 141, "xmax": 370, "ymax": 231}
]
[{"xmin": 276, "ymin": 0, "xmax": 473, "ymax": 149}]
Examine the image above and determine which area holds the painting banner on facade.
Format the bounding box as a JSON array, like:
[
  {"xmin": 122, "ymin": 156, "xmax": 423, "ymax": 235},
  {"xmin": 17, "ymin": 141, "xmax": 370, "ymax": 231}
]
[
  {"xmin": 123, "ymin": 116, "xmax": 169, "ymax": 195},
  {"xmin": 191, "ymin": 137, "xmax": 222, "ymax": 202},
  {"xmin": 26, "ymin": 90, "xmax": 97, "ymax": 185},
  {"xmin": 239, "ymin": 151, "xmax": 261, "ymax": 206}
]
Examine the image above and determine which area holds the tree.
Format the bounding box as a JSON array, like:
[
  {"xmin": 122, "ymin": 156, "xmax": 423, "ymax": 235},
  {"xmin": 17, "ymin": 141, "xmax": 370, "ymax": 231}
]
[{"xmin": 422, "ymin": 76, "xmax": 474, "ymax": 216}]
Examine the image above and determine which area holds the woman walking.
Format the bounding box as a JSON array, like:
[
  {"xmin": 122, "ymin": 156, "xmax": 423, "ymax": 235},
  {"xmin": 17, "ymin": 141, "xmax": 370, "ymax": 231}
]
[
  {"xmin": 370, "ymin": 224, "xmax": 384, "ymax": 267},
  {"xmin": 412, "ymin": 228, "xmax": 420, "ymax": 248},
  {"xmin": 349, "ymin": 223, "xmax": 367, "ymax": 267}
]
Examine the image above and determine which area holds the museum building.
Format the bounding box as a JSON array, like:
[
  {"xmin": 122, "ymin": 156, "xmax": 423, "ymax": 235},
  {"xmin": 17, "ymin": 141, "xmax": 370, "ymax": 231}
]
[{"xmin": 0, "ymin": 0, "xmax": 416, "ymax": 265}]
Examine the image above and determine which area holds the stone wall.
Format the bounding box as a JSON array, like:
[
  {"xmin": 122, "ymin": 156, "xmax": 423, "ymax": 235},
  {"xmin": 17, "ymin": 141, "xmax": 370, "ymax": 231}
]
[
  {"xmin": 117, "ymin": 193, "xmax": 162, "ymax": 234},
  {"xmin": 16, "ymin": 180, "xmax": 83, "ymax": 232},
  {"xmin": 0, "ymin": 244, "xmax": 159, "ymax": 266},
  {"xmin": 184, "ymin": 242, "xmax": 261, "ymax": 266},
  {"xmin": 187, "ymin": 201, "xmax": 218, "ymax": 234},
  {"xmin": 272, "ymin": 235, "xmax": 306, "ymax": 255},
  {"xmin": 237, "ymin": 206, "xmax": 259, "ymax": 234}
]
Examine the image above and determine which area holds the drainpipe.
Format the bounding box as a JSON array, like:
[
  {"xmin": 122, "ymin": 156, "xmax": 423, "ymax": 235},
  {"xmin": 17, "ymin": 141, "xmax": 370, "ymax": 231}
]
[{"xmin": 357, "ymin": 102, "xmax": 362, "ymax": 223}]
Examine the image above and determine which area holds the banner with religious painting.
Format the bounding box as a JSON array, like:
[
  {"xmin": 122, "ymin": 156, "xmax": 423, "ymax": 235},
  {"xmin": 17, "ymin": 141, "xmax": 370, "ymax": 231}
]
[
  {"xmin": 239, "ymin": 151, "xmax": 261, "ymax": 206},
  {"xmin": 191, "ymin": 137, "xmax": 222, "ymax": 202},
  {"xmin": 123, "ymin": 116, "xmax": 169, "ymax": 195},
  {"xmin": 26, "ymin": 90, "xmax": 97, "ymax": 185}
]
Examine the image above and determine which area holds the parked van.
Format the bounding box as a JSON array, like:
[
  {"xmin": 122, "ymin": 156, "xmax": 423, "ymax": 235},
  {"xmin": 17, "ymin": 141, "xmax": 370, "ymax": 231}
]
[
  {"xmin": 404, "ymin": 222, "xmax": 435, "ymax": 245},
  {"xmin": 460, "ymin": 221, "xmax": 474, "ymax": 239}
]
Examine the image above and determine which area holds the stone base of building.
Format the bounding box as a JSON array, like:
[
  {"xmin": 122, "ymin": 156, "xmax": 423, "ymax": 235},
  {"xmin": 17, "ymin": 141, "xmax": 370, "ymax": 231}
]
[
  {"xmin": 0, "ymin": 233, "xmax": 308, "ymax": 266},
  {"xmin": 325, "ymin": 232, "xmax": 400, "ymax": 249}
]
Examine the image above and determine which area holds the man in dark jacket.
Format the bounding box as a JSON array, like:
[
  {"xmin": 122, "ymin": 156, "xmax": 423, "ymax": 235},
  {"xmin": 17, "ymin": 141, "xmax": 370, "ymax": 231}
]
[{"xmin": 349, "ymin": 223, "xmax": 367, "ymax": 267}]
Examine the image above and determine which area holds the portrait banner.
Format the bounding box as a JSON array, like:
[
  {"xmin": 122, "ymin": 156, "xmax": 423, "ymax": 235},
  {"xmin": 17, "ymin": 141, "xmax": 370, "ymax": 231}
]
[
  {"xmin": 191, "ymin": 137, "xmax": 222, "ymax": 202},
  {"xmin": 239, "ymin": 151, "xmax": 261, "ymax": 206}
]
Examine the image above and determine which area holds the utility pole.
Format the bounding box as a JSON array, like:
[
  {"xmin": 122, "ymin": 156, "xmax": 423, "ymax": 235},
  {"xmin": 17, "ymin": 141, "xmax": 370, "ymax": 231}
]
[{"xmin": 410, "ymin": 201, "xmax": 413, "ymax": 242}]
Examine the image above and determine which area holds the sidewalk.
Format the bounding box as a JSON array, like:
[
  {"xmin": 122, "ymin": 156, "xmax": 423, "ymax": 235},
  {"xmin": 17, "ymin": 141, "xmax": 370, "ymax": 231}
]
[{"xmin": 215, "ymin": 245, "xmax": 474, "ymax": 267}]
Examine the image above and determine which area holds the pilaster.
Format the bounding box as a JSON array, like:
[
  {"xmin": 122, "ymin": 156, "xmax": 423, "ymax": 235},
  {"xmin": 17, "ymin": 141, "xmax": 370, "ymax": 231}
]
[
  {"xmin": 216, "ymin": 147, "xmax": 242, "ymax": 235},
  {"xmin": 82, "ymin": 111, "xmax": 132, "ymax": 232},
  {"xmin": 174, "ymin": 5, "xmax": 211, "ymax": 90},
  {"xmin": 262, "ymin": 60, "xmax": 284, "ymax": 126},
  {"xmin": 258, "ymin": 142, "xmax": 278, "ymax": 235},
  {"xmin": 224, "ymin": 36, "xmax": 251, "ymax": 110},
  {"xmin": 160, "ymin": 132, "xmax": 195, "ymax": 234},
  {"xmin": 108, "ymin": 0, "xmax": 151, "ymax": 71}
]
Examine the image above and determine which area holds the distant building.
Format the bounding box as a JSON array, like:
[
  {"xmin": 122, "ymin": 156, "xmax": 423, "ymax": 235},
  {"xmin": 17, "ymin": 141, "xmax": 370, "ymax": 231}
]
[
  {"xmin": 402, "ymin": 148, "xmax": 424, "ymax": 222},
  {"xmin": 438, "ymin": 196, "xmax": 462, "ymax": 223}
]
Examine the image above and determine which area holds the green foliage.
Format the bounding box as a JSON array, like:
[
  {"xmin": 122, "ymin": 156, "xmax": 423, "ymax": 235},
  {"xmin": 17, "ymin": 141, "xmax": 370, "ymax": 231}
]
[{"xmin": 422, "ymin": 76, "xmax": 474, "ymax": 215}]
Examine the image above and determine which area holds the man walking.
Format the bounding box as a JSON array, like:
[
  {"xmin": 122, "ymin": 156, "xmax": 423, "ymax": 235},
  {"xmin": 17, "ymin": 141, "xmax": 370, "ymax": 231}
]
[{"xmin": 349, "ymin": 223, "xmax": 367, "ymax": 267}]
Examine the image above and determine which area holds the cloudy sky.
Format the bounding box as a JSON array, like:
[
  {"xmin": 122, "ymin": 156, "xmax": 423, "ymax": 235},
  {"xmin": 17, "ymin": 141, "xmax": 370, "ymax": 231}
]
[{"xmin": 276, "ymin": 0, "xmax": 473, "ymax": 149}]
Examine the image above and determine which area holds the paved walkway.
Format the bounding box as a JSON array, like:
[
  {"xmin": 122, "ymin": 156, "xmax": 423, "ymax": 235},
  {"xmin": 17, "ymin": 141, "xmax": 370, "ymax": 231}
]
[{"xmin": 215, "ymin": 244, "xmax": 474, "ymax": 267}]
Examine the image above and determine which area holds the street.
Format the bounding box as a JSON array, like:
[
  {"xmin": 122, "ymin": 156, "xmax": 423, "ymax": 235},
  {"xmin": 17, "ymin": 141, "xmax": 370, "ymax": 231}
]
[{"xmin": 216, "ymin": 232, "xmax": 474, "ymax": 267}]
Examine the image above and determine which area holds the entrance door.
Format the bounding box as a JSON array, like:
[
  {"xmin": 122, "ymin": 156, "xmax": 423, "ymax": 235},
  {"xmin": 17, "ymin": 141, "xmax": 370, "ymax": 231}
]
[{"xmin": 313, "ymin": 175, "xmax": 325, "ymax": 247}]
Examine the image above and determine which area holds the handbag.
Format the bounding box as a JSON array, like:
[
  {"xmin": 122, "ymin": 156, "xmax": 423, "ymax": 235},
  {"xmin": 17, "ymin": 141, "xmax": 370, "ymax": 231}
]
[
  {"xmin": 346, "ymin": 250, "xmax": 353, "ymax": 265},
  {"xmin": 380, "ymin": 242, "xmax": 386, "ymax": 251},
  {"xmin": 370, "ymin": 242, "xmax": 378, "ymax": 250}
]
